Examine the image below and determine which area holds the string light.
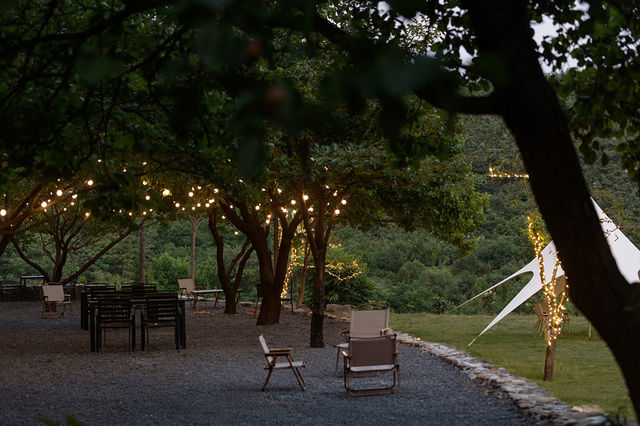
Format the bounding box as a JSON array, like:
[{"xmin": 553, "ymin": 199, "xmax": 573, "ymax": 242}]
[
  {"xmin": 162, "ymin": 189, "xmax": 171, "ymax": 197},
  {"xmin": 0, "ymin": 209, "xmax": 6, "ymax": 216},
  {"xmin": 527, "ymin": 214, "xmax": 569, "ymax": 346},
  {"xmin": 488, "ymin": 166, "xmax": 529, "ymax": 179},
  {"xmin": 341, "ymin": 199, "xmax": 347, "ymax": 205},
  {"xmin": 56, "ymin": 190, "xmax": 63, "ymax": 196},
  {"xmin": 87, "ymin": 180, "xmax": 94, "ymax": 186},
  {"xmin": 303, "ymin": 194, "xmax": 309, "ymax": 201},
  {"xmin": 41, "ymin": 201, "xmax": 47, "ymax": 208}
]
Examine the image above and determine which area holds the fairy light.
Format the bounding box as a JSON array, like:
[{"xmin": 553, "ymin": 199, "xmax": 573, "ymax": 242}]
[
  {"xmin": 291, "ymin": 200, "xmax": 296, "ymax": 205},
  {"xmin": 145, "ymin": 195, "xmax": 150, "ymax": 200},
  {"xmin": 87, "ymin": 179, "xmax": 94, "ymax": 186},
  {"xmin": 0, "ymin": 209, "xmax": 6, "ymax": 216},
  {"xmin": 334, "ymin": 209, "xmax": 340, "ymax": 215},
  {"xmin": 277, "ymin": 188, "xmax": 282, "ymax": 194},
  {"xmin": 303, "ymin": 194, "xmax": 309, "ymax": 201},
  {"xmin": 72, "ymin": 194, "xmax": 78, "ymax": 199},
  {"xmin": 175, "ymin": 202, "xmax": 181, "ymax": 208},
  {"xmin": 85, "ymin": 212, "xmax": 91, "ymax": 217},
  {"xmin": 56, "ymin": 189, "xmax": 63, "ymax": 196},
  {"xmin": 341, "ymin": 199, "xmax": 347, "ymax": 205},
  {"xmin": 255, "ymin": 205, "xmax": 260, "ymax": 210},
  {"xmin": 527, "ymin": 214, "xmax": 569, "ymax": 346},
  {"xmin": 488, "ymin": 166, "xmax": 529, "ymax": 179},
  {"xmin": 41, "ymin": 201, "xmax": 47, "ymax": 208},
  {"xmin": 142, "ymin": 181, "xmax": 148, "ymax": 186},
  {"xmin": 162, "ymin": 189, "xmax": 171, "ymax": 197},
  {"xmin": 188, "ymin": 191, "xmax": 194, "ymax": 197}
]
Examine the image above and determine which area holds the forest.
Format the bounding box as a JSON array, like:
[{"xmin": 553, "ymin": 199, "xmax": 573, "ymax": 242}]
[{"xmin": 3, "ymin": 115, "xmax": 638, "ymax": 317}]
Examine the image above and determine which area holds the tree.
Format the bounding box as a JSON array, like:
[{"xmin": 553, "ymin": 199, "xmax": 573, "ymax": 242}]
[
  {"xmin": 10, "ymin": 201, "xmax": 139, "ymax": 283},
  {"xmin": 207, "ymin": 205, "xmax": 254, "ymax": 314}
]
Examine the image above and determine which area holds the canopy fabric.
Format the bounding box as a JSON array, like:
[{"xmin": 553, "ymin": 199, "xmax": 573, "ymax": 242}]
[{"xmin": 468, "ymin": 199, "xmax": 640, "ymax": 345}]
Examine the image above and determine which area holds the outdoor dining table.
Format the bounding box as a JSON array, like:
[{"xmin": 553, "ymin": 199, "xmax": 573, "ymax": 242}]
[{"xmin": 88, "ymin": 297, "xmax": 186, "ymax": 352}]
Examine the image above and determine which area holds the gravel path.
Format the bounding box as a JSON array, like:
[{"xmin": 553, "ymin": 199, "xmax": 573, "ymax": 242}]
[{"xmin": 0, "ymin": 301, "xmax": 545, "ymax": 425}]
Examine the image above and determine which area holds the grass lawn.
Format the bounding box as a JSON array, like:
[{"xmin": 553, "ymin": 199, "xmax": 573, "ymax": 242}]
[{"xmin": 390, "ymin": 313, "xmax": 635, "ymax": 421}]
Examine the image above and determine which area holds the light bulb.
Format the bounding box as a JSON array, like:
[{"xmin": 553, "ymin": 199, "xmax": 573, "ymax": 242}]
[
  {"xmin": 56, "ymin": 189, "xmax": 63, "ymax": 196},
  {"xmin": 0, "ymin": 209, "xmax": 6, "ymax": 216},
  {"xmin": 87, "ymin": 179, "xmax": 93, "ymax": 186}
]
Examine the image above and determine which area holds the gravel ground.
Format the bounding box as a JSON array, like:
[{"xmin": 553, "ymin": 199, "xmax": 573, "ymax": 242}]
[{"xmin": 0, "ymin": 301, "xmax": 546, "ymax": 425}]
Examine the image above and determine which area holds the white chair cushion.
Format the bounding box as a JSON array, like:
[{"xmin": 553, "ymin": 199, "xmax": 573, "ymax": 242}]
[
  {"xmin": 273, "ymin": 361, "xmax": 305, "ymax": 369},
  {"xmin": 349, "ymin": 364, "xmax": 395, "ymax": 373}
]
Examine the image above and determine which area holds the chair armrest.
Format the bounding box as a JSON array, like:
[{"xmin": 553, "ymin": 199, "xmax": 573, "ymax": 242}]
[
  {"xmin": 379, "ymin": 328, "xmax": 391, "ymax": 335},
  {"xmin": 267, "ymin": 348, "xmax": 292, "ymax": 355}
]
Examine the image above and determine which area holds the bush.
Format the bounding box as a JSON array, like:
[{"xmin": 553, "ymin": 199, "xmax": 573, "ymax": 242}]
[{"xmin": 147, "ymin": 252, "xmax": 190, "ymax": 291}]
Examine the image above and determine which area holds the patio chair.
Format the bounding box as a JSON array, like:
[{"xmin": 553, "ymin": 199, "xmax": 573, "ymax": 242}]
[
  {"xmin": 533, "ymin": 302, "xmax": 548, "ymax": 335},
  {"xmin": 334, "ymin": 303, "xmax": 391, "ymax": 376},
  {"xmin": 142, "ymin": 295, "xmax": 181, "ymax": 351},
  {"xmin": 41, "ymin": 282, "xmax": 72, "ymax": 318},
  {"xmin": 258, "ymin": 335, "xmax": 306, "ymax": 391},
  {"xmin": 0, "ymin": 279, "xmax": 20, "ymax": 302},
  {"xmin": 342, "ymin": 334, "xmax": 399, "ymax": 397},
  {"xmin": 95, "ymin": 296, "xmax": 134, "ymax": 352},
  {"xmin": 178, "ymin": 278, "xmax": 207, "ymax": 310}
]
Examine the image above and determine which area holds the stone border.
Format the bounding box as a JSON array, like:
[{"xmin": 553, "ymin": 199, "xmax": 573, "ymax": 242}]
[{"xmin": 309, "ymin": 306, "xmax": 614, "ymax": 425}]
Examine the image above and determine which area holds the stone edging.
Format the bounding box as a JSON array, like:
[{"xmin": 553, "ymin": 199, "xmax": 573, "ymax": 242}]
[{"xmin": 312, "ymin": 306, "xmax": 614, "ymax": 425}]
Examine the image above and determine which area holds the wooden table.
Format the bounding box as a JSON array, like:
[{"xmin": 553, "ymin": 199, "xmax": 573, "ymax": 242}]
[{"xmin": 190, "ymin": 289, "xmax": 224, "ymax": 311}]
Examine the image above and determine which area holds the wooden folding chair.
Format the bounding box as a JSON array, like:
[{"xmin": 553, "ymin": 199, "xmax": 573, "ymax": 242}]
[{"xmin": 258, "ymin": 335, "xmax": 306, "ymax": 391}]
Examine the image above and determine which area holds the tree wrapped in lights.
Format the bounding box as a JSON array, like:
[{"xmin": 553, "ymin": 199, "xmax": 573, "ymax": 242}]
[{"xmin": 527, "ymin": 212, "xmax": 570, "ymax": 381}]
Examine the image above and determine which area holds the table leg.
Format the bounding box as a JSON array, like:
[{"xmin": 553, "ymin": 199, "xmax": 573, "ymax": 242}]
[
  {"xmin": 90, "ymin": 308, "xmax": 96, "ymax": 352},
  {"xmin": 81, "ymin": 293, "xmax": 87, "ymax": 330},
  {"xmin": 179, "ymin": 300, "xmax": 186, "ymax": 348}
]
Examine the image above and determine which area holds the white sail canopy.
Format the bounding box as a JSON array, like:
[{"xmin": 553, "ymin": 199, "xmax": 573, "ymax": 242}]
[{"xmin": 468, "ymin": 199, "xmax": 640, "ymax": 345}]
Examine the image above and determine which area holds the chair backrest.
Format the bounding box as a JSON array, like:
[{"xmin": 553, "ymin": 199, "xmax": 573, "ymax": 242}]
[
  {"xmin": 348, "ymin": 336, "xmax": 397, "ymax": 368},
  {"xmin": 553, "ymin": 275, "xmax": 567, "ymax": 297},
  {"xmin": 145, "ymin": 296, "xmax": 178, "ymax": 323},
  {"xmin": 42, "ymin": 284, "xmax": 65, "ymax": 302},
  {"xmin": 258, "ymin": 335, "xmax": 273, "ymax": 363},
  {"xmin": 178, "ymin": 278, "xmax": 195, "ymax": 292},
  {"xmin": 97, "ymin": 297, "xmax": 132, "ymax": 324},
  {"xmin": 349, "ymin": 305, "xmax": 389, "ymax": 337}
]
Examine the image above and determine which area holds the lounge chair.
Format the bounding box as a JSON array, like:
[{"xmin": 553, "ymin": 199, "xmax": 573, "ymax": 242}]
[
  {"xmin": 41, "ymin": 283, "xmax": 72, "ymax": 318},
  {"xmin": 334, "ymin": 303, "xmax": 391, "ymax": 376},
  {"xmin": 342, "ymin": 334, "xmax": 399, "ymax": 396},
  {"xmin": 258, "ymin": 335, "xmax": 306, "ymax": 391}
]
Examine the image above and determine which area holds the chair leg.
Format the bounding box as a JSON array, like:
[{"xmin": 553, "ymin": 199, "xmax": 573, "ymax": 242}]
[
  {"xmin": 262, "ymin": 368, "xmax": 273, "ymax": 391},
  {"xmin": 335, "ymin": 348, "xmax": 341, "ymax": 377},
  {"xmin": 292, "ymin": 367, "xmax": 306, "ymax": 391}
]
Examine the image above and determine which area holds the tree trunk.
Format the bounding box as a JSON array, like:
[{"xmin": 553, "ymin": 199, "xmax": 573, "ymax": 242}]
[
  {"xmin": 191, "ymin": 220, "xmax": 196, "ymax": 280},
  {"xmin": 139, "ymin": 220, "xmax": 146, "ymax": 283},
  {"xmin": 466, "ymin": 1, "xmax": 640, "ymax": 416},
  {"xmin": 543, "ymin": 338, "xmax": 557, "ymax": 382},
  {"xmin": 0, "ymin": 236, "xmax": 10, "ymax": 258},
  {"xmin": 310, "ymin": 255, "xmax": 326, "ymax": 348},
  {"xmin": 297, "ymin": 240, "xmax": 310, "ymax": 306}
]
